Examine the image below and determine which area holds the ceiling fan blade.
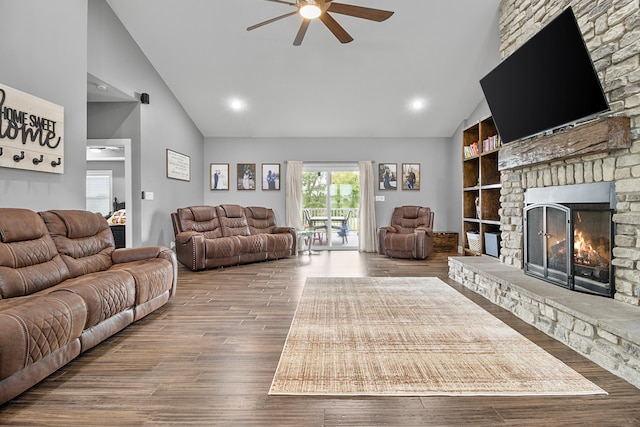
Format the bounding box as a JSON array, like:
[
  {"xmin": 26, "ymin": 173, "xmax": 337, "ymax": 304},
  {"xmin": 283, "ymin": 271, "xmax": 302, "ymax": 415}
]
[
  {"xmin": 247, "ymin": 11, "xmax": 298, "ymax": 31},
  {"xmin": 319, "ymin": 12, "xmax": 353, "ymax": 43},
  {"xmin": 327, "ymin": 3, "xmax": 394, "ymax": 22},
  {"xmin": 293, "ymin": 19, "xmax": 311, "ymax": 46}
]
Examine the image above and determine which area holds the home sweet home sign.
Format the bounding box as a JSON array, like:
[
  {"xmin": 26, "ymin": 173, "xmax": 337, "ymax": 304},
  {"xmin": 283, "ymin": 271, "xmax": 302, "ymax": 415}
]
[{"xmin": 0, "ymin": 83, "xmax": 64, "ymax": 173}]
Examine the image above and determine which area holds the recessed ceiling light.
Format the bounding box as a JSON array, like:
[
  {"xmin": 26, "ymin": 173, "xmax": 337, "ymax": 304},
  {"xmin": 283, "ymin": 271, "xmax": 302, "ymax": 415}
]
[
  {"xmin": 410, "ymin": 99, "xmax": 426, "ymax": 111},
  {"xmin": 96, "ymin": 84, "xmax": 108, "ymax": 91},
  {"xmin": 230, "ymin": 99, "xmax": 245, "ymax": 111}
]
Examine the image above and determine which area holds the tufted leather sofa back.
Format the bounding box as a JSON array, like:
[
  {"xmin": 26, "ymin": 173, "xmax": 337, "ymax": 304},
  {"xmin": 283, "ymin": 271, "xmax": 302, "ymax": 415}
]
[
  {"xmin": 244, "ymin": 206, "xmax": 276, "ymax": 234},
  {"xmin": 390, "ymin": 206, "xmax": 434, "ymax": 234},
  {"xmin": 0, "ymin": 208, "xmax": 71, "ymax": 298},
  {"xmin": 40, "ymin": 210, "xmax": 114, "ymax": 278},
  {"xmin": 217, "ymin": 204, "xmax": 251, "ymax": 237},
  {"xmin": 176, "ymin": 206, "xmax": 223, "ymax": 239}
]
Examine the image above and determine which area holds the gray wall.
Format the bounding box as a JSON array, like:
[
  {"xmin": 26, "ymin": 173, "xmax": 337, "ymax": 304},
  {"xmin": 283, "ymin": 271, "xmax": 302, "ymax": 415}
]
[
  {"xmin": 0, "ymin": 1, "xmax": 88, "ymax": 210},
  {"xmin": 87, "ymin": 0, "xmax": 204, "ymax": 247},
  {"xmin": 203, "ymin": 137, "xmax": 459, "ymax": 232},
  {"xmin": 1, "ymin": 0, "xmax": 492, "ymax": 251}
]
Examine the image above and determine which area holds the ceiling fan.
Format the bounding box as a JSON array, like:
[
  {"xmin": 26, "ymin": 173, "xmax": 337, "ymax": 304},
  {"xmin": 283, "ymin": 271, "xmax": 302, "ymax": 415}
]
[{"xmin": 247, "ymin": 0, "xmax": 394, "ymax": 46}]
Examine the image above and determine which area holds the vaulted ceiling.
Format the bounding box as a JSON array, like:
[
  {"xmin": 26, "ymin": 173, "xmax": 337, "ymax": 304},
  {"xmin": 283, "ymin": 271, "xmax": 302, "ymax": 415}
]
[{"xmin": 104, "ymin": 0, "xmax": 501, "ymax": 138}]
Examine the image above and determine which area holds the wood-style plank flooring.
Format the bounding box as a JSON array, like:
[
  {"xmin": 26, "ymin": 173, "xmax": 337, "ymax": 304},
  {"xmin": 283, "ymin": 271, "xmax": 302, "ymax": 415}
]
[{"xmin": 2, "ymin": 251, "xmax": 640, "ymax": 426}]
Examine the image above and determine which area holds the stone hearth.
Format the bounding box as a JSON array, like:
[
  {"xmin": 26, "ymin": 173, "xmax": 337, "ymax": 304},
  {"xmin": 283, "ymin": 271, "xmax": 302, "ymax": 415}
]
[{"xmin": 448, "ymin": 256, "xmax": 640, "ymax": 388}]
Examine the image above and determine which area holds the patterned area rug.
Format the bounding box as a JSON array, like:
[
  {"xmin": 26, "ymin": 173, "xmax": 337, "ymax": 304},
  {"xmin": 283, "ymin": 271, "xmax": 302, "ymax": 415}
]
[{"xmin": 269, "ymin": 277, "xmax": 607, "ymax": 396}]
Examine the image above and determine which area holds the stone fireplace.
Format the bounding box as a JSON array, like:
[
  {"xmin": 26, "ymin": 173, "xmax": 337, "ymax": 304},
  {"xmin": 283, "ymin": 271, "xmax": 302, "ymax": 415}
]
[
  {"xmin": 498, "ymin": 115, "xmax": 636, "ymax": 305},
  {"xmin": 449, "ymin": 0, "xmax": 640, "ymax": 388}
]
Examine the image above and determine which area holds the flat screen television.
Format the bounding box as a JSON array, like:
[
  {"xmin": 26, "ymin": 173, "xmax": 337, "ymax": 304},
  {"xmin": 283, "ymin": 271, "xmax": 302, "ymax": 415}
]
[{"xmin": 480, "ymin": 7, "xmax": 609, "ymax": 144}]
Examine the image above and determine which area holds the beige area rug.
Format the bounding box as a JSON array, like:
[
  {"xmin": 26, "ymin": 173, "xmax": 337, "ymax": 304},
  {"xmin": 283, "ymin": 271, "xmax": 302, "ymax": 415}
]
[{"xmin": 269, "ymin": 277, "xmax": 607, "ymax": 396}]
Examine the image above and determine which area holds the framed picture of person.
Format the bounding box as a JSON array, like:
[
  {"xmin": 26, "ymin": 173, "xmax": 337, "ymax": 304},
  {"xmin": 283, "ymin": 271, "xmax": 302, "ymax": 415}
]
[
  {"xmin": 261, "ymin": 163, "xmax": 280, "ymax": 191},
  {"xmin": 237, "ymin": 163, "xmax": 256, "ymax": 190},
  {"xmin": 402, "ymin": 163, "xmax": 420, "ymax": 190},
  {"xmin": 378, "ymin": 163, "xmax": 397, "ymax": 190},
  {"xmin": 210, "ymin": 163, "xmax": 229, "ymax": 190}
]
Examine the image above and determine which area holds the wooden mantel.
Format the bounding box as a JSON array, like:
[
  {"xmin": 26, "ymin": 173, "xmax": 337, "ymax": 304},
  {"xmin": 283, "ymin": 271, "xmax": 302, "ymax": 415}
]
[{"xmin": 498, "ymin": 116, "xmax": 631, "ymax": 171}]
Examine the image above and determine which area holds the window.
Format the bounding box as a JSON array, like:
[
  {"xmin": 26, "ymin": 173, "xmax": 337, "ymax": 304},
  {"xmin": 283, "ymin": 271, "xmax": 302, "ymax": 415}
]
[{"xmin": 86, "ymin": 170, "xmax": 112, "ymax": 216}]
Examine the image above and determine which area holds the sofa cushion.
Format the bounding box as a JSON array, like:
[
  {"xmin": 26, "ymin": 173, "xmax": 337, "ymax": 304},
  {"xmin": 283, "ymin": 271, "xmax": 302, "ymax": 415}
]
[
  {"xmin": 40, "ymin": 210, "xmax": 114, "ymax": 278},
  {"xmin": 217, "ymin": 205, "xmax": 250, "ymax": 237},
  {"xmin": 0, "ymin": 291, "xmax": 86, "ymax": 381},
  {"xmin": 46, "ymin": 270, "xmax": 135, "ymax": 330},
  {"xmin": 204, "ymin": 236, "xmax": 241, "ymax": 259},
  {"xmin": 0, "ymin": 208, "xmax": 71, "ymax": 298},
  {"xmin": 110, "ymin": 258, "xmax": 174, "ymax": 306}
]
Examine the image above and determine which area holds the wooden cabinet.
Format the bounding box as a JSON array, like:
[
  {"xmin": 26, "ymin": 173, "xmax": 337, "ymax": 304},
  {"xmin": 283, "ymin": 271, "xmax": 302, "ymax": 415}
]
[
  {"xmin": 461, "ymin": 116, "xmax": 502, "ymax": 256},
  {"xmin": 433, "ymin": 232, "xmax": 458, "ymax": 253}
]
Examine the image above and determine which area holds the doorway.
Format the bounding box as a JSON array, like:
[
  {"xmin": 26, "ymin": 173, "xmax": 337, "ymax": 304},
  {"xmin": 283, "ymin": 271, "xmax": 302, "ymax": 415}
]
[
  {"xmin": 302, "ymin": 163, "xmax": 359, "ymax": 250},
  {"xmin": 86, "ymin": 138, "xmax": 132, "ymax": 247}
]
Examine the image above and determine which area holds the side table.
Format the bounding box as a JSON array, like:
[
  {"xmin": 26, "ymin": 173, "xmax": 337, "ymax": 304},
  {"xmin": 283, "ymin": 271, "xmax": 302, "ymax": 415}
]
[{"xmin": 296, "ymin": 230, "xmax": 315, "ymax": 255}]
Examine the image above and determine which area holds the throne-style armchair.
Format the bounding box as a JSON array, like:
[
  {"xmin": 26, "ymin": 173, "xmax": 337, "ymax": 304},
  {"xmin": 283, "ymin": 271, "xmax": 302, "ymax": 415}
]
[{"xmin": 378, "ymin": 206, "xmax": 434, "ymax": 259}]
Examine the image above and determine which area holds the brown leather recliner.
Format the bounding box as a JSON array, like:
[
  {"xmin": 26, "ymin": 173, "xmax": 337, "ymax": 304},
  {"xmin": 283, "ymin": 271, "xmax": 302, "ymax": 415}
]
[{"xmin": 378, "ymin": 206, "xmax": 435, "ymax": 259}]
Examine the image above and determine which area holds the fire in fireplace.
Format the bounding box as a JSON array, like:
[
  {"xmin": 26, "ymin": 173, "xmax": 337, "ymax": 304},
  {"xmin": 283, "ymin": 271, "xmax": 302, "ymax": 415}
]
[{"xmin": 523, "ymin": 183, "xmax": 615, "ymax": 298}]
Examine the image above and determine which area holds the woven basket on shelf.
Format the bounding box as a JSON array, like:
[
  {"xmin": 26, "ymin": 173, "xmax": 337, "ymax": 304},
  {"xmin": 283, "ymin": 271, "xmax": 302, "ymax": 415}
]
[{"xmin": 466, "ymin": 232, "xmax": 481, "ymax": 252}]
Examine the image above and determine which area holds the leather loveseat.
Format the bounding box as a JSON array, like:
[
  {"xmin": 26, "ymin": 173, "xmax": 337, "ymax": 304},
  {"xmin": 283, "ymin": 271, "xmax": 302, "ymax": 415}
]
[
  {"xmin": 171, "ymin": 205, "xmax": 296, "ymax": 271},
  {"xmin": 378, "ymin": 205, "xmax": 435, "ymax": 259},
  {"xmin": 0, "ymin": 208, "xmax": 177, "ymax": 405}
]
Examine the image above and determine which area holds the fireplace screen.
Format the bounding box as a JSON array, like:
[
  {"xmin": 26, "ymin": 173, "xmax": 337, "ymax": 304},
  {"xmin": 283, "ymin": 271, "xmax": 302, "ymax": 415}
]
[
  {"xmin": 524, "ymin": 203, "xmax": 613, "ymax": 297},
  {"xmin": 573, "ymin": 209, "xmax": 611, "ymax": 286}
]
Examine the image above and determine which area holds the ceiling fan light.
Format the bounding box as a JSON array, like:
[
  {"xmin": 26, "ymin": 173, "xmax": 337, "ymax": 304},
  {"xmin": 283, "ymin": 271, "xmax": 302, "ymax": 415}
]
[{"xmin": 299, "ymin": 4, "xmax": 321, "ymax": 19}]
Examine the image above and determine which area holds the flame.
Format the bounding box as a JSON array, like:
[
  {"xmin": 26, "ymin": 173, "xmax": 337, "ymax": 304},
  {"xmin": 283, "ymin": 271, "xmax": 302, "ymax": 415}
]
[{"xmin": 574, "ymin": 229, "xmax": 606, "ymax": 267}]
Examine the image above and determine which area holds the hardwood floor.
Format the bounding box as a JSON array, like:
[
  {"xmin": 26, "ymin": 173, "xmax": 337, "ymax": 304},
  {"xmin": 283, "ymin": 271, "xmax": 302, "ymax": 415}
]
[{"xmin": 2, "ymin": 251, "xmax": 640, "ymax": 426}]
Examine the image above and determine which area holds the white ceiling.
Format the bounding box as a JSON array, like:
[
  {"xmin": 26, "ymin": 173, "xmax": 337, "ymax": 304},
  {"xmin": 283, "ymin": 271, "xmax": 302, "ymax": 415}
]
[{"xmin": 104, "ymin": 0, "xmax": 501, "ymax": 138}]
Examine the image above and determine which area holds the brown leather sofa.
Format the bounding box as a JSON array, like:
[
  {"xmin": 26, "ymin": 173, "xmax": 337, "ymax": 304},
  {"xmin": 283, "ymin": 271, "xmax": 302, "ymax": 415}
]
[
  {"xmin": 378, "ymin": 205, "xmax": 435, "ymax": 259},
  {"xmin": 0, "ymin": 208, "xmax": 177, "ymax": 405},
  {"xmin": 171, "ymin": 205, "xmax": 296, "ymax": 271}
]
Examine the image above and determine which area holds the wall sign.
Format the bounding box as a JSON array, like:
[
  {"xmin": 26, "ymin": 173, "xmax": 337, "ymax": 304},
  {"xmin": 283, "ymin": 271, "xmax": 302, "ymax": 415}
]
[
  {"xmin": 166, "ymin": 149, "xmax": 190, "ymax": 181},
  {"xmin": 0, "ymin": 83, "xmax": 64, "ymax": 173}
]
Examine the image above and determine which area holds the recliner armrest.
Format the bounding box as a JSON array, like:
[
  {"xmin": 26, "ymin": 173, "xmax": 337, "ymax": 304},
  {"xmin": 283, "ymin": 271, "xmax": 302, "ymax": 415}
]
[
  {"xmin": 112, "ymin": 246, "xmax": 172, "ymax": 264},
  {"xmin": 272, "ymin": 226, "xmax": 295, "ymax": 234},
  {"xmin": 175, "ymin": 230, "xmax": 200, "ymax": 245},
  {"xmin": 379, "ymin": 226, "xmax": 397, "ymax": 233},
  {"xmin": 415, "ymin": 226, "xmax": 433, "ymax": 237}
]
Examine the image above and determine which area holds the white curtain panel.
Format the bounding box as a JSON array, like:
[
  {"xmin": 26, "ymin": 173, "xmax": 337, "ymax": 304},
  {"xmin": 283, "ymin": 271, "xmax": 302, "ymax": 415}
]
[
  {"xmin": 358, "ymin": 160, "xmax": 377, "ymax": 252},
  {"xmin": 285, "ymin": 161, "xmax": 304, "ymax": 230}
]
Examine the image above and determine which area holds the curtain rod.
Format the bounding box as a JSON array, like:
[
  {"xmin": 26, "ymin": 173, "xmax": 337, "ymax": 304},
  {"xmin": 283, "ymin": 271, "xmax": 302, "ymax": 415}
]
[{"xmin": 284, "ymin": 160, "xmax": 375, "ymax": 164}]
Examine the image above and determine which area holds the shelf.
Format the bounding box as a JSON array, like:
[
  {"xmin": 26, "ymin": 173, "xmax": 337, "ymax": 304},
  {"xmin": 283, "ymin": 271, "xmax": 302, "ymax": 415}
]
[
  {"xmin": 481, "ymin": 183, "xmax": 502, "ymax": 190},
  {"xmin": 461, "ymin": 116, "xmax": 501, "ymax": 256}
]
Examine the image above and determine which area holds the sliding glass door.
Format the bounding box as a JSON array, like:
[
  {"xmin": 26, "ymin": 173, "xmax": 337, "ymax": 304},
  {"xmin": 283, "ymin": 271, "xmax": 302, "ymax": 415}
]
[{"xmin": 302, "ymin": 163, "xmax": 359, "ymax": 250}]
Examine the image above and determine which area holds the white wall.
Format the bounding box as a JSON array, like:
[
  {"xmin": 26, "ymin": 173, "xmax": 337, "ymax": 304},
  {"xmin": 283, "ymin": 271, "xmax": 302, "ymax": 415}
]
[
  {"xmin": 203, "ymin": 137, "xmax": 459, "ymax": 231},
  {"xmin": 0, "ymin": 1, "xmax": 88, "ymax": 210}
]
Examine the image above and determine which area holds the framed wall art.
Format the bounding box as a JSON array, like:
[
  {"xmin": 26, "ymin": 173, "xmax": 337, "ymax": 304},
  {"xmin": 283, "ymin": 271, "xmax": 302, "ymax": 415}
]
[
  {"xmin": 166, "ymin": 149, "xmax": 190, "ymax": 181},
  {"xmin": 378, "ymin": 163, "xmax": 397, "ymax": 190},
  {"xmin": 402, "ymin": 163, "xmax": 420, "ymax": 190},
  {"xmin": 262, "ymin": 163, "xmax": 280, "ymax": 191},
  {"xmin": 237, "ymin": 163, "xmax": 256, "ymax": 190},
  {"xmin": 210, "ymin": 163, "xmax": 229, "ymax": 190}
]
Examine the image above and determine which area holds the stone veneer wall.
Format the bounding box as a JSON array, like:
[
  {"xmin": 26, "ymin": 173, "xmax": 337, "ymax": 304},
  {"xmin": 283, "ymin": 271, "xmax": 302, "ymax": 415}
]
[{"xmin": 497, "ymin": 0, "xmax": 640, "ymax": 306}]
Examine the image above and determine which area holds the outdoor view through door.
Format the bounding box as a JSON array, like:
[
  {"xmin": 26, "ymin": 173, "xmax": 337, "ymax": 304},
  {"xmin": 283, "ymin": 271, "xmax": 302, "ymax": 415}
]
[{"xmin": 302, "ymin": 164, "xmax": 359, "ymax": 250}]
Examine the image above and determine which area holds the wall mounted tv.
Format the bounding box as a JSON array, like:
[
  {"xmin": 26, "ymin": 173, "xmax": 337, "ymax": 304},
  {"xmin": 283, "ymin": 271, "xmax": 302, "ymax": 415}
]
[{"xmin": 480, "ymin": 7, "xmax": 609, "ymax": 144}]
